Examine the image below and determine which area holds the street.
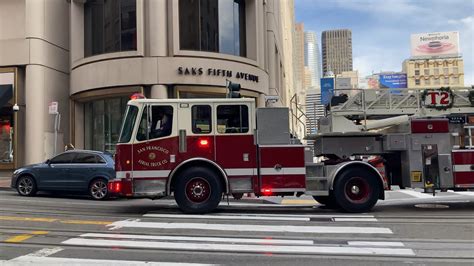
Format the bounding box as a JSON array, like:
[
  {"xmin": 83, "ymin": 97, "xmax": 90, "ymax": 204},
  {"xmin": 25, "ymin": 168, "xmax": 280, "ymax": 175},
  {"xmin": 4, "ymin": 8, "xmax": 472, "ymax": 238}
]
[{"xmin": 0, "ymin": 189, "xmax": 473, "ymax": 265}]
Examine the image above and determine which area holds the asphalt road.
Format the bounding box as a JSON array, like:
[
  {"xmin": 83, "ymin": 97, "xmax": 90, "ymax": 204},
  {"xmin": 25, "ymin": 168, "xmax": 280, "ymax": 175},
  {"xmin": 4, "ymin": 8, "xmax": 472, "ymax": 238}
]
[{"xmin": 0, "ymin": 189, "xmax": 473, "ymax": 265}]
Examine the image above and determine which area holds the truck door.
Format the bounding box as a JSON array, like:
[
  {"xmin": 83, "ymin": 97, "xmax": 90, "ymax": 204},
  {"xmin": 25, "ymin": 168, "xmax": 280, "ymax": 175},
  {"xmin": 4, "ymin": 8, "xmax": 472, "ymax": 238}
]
[
  {"xmin": 131, "ymin": 104, "xmax": 179, "ymax": 195},
  {"xmin": 214, "ymin": 103, "xmax": 256, "ymax": 194}
]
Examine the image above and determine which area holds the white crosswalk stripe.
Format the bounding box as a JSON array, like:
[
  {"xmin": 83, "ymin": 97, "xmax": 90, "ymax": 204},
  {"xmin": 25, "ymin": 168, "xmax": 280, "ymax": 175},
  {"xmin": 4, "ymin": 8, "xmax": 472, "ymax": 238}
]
[{"xmin": 59, "ymin": 211, "xmax": 415, "ymax": 257}]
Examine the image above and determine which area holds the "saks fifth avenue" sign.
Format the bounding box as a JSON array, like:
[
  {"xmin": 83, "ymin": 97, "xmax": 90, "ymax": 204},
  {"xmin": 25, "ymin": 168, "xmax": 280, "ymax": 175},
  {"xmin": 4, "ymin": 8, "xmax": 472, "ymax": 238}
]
[{"xmin": 177, "ymin": 66, "xmax": 259, "ymax": 83}]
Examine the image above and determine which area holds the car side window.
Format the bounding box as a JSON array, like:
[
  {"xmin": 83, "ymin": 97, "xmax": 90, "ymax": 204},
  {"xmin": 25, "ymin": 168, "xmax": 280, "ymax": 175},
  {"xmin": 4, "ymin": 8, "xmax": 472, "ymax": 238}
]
[
  {"xmin": 73, "ymin": 153, "xmax": 99, "ymax": 164},
  {"xmin": 217, "ymin": 105, "xmax": 249, "ymax": 133},
  {"xmin": 50, "ymin": 153, "xmax": 76, "ymax": 164}
]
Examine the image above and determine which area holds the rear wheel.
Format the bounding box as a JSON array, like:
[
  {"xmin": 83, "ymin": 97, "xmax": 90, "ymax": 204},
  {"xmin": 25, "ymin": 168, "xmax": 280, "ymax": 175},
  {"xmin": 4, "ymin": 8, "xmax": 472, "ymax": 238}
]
[
  {"xmin": 333, "ymin": 167, "xmax": 381, "ymax": 213},
  {"xmin": 175, "ymin": 167, "xmax": 222, "ymax": 214},
  {"xmin": 17, "ymin": 175, "xmax": 37, "ymax": 196},
  {"xmin": 89, "ymin": 178, "xmax": 108, "ymax": 200},
  {"xmin": 312, "ymin": 194, "xmax": 339, "ymax": 208}
]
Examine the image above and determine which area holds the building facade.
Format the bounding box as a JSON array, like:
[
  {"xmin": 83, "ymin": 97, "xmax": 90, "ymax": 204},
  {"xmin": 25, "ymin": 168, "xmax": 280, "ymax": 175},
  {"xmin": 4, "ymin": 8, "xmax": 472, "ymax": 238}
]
[
  {"xmin": 294, "ymin": 23, "xmax": 305, "ymax": 97},
  {"xmin": 0, "ymin": 0, "xmax": 294, "ymax": 170},
  {"xmin": 321, "ymin": 29, "xmax": 353, "ymax": 76},
  {"xmin": 0, "ymin": 0, "xmax": 70, "ymax": 174},
  {"xmin": 402, "ymin": 58, "xmax": 464, "ymax": 88},
  {"xmin": 304, "ymin": 31, "xmax": 321, "ymax": 88}
]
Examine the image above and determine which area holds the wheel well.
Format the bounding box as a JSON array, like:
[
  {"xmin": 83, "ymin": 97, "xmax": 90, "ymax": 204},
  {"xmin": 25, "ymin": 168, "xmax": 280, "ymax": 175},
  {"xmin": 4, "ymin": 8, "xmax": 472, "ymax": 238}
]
[
  {"xmin": 168, "ymin": 160, "xmax": 228, "ymax": 194},
  {"xmin": 332, "ymin": 164, "xmax": 385, "ymax": 200}
]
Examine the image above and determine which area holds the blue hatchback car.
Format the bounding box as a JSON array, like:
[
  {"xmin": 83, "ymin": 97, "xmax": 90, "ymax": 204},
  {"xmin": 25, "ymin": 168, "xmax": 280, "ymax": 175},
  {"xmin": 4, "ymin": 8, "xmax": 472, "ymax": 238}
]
[{"xmin": 11, "ymin": 150, "xmax": 115, "ymax": 200}]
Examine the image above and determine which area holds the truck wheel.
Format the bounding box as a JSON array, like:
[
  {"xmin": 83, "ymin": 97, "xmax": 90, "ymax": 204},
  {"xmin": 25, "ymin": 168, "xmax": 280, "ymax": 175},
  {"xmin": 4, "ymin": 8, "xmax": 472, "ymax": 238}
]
[
  {"xmin": 175, "ymin": 167, "xmax": 223, "ymax": 214},
  {"xmin": 17, "ymin": 175, "xmax": 37, "ymax": 197},
  {"xmin": 333, "ymin": 167, "xmax": 380, "ymax": 213},
  {"xmin": 312, "ymin": 195, "xmax": 339, "ymax": 208}
]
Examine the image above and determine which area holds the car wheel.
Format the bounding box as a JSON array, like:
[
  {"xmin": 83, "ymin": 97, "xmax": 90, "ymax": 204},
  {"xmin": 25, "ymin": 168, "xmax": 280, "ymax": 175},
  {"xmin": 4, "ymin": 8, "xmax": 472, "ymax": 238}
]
[
  {"xmin": 333, "ymin": 167, "xmax": 381, "ymax": 213},
  {"xmin": 89, "ymin": 178, "xmax": 108, "ymax": 200},
  {"xmin": 17, "ymin": 175, "xmax": 37, "ymax": 197},
  {"xmin": 174, "ymin": 167, "xmax": 222, "ymax": 214}
]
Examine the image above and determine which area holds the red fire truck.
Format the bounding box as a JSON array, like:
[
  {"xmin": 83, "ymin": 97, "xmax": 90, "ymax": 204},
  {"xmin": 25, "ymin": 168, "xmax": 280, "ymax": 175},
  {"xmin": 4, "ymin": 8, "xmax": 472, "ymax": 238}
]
[{"xmin": 109, "ymin": 87, "xmax": 474, "ymax": 213}]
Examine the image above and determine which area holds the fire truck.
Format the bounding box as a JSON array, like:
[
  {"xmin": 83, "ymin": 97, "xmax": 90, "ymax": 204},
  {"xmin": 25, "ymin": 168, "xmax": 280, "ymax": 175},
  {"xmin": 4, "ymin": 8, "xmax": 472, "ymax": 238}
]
[{"xmin": 108, "ymin": 87, "xmax": 474, "ymax": 213}]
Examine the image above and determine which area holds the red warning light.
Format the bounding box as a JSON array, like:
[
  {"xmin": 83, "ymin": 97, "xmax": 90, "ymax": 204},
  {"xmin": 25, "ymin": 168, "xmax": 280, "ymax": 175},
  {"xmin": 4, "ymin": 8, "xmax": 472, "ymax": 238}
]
[
  {"xmin": 198, "ymin": 138, "xmax": 210, "ymax": 148},
  {"xmin": 262, "ymin": 188, "xmax": 272, "ymax": 195},
  {"xmin": 130, "ymin": 93, "xmax": 145, "ymax": 100}
]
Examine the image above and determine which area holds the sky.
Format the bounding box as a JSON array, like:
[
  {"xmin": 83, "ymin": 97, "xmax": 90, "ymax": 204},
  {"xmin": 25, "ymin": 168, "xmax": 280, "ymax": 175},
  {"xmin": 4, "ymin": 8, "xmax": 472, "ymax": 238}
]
[{"xmin": 295, "ymin": 0, "xmax": 474, "ymax": 86}]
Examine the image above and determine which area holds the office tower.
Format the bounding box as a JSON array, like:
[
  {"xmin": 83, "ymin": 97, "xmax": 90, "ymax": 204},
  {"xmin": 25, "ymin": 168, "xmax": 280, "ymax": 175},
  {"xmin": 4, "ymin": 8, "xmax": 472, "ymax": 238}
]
[
  {"xmin": 304, "ymin": 31, "xmax": 321, "ymax": 88},
  {"xmin": 322, "ymin": 29, "xmax": 353, "ymax": 76}
]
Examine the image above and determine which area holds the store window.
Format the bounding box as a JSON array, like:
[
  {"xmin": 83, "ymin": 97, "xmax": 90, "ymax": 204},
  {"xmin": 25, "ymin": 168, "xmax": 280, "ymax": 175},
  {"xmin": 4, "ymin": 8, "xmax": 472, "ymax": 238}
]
[
  {"xmin": 0, "ymin": 73, "xmax": 14, "ymax": 165},
  {"xmin": 217, "ymin": 105, "xmax": 249, "ymax": 133},
  {"xmin": 84, "ymin": 96, "xmax": 129, "ymax": 154},
  {"xmin": 179, "ymin": 0, "xmax": 246, "ymax": 57},
  {"xmin": 84, "ymin": 0, "xmax": 137, "ymax": 57}
]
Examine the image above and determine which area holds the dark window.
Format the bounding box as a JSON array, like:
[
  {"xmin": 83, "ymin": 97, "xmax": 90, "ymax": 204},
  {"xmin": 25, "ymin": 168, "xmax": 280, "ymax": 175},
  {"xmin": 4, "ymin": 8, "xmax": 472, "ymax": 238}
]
[
  {"xmin": 137, "ymin": 106, "xmax": 174, "ymax": 141},
  {"xmin": 217, "ymin": 105, "xmax": 249, "ymax": 133},
  {"xmin": 84, "ymin": 0, "xmax": 137, "ymax": 57},
  {"xmin": 179, "ymin": 0, "xmax": 246, "ymax": 57},
  {"xmin": 50, "ymin": 153, "xmax": 76, "ymax": 164},
  {"xmin": 192, "ymin": 105, "xmax": 212, "ymax": 134},
  {"xmin": 73, "ymin": 153, "xmax": 101, "ymax": 164}
]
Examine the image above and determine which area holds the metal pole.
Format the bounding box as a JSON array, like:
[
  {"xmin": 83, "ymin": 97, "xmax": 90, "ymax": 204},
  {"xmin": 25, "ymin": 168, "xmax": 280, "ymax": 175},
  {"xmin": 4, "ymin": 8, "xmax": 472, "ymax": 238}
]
[{"xmin": 54, "ymin": 112, "xmax": 58, "ymax": 155}]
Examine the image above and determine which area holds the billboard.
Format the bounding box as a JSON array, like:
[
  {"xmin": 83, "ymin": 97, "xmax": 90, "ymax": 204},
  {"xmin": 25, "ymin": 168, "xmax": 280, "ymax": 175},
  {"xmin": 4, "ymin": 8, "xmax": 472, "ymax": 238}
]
[
  {"xmin": 411, "ymin": 31, "xmax": 460, "ymax": 58},
  {"xmin": 336, "ymin": 77, "xmax": 352, "ymax": 90},
  {"xmin": 379, "ymin": 73, "xmax": 407, "ymax": 89},
  {"xmin": 320, "ymin": 77, "xmax": 335, "ymax": 105}
]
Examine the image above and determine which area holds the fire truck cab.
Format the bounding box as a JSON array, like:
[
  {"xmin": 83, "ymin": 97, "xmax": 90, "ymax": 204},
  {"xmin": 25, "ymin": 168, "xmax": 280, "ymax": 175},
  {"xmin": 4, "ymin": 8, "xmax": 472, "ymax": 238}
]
[{"xmin": 111, "ymin": 98, "xmax": 322, "ymax": 213}]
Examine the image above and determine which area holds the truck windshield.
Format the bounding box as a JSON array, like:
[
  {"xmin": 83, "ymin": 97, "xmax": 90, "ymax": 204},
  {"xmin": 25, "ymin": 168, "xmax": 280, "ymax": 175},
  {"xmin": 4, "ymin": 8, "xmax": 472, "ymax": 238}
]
[{"xmin": 118, "ymin": 105, "xmax": 138, "ymax": 143}]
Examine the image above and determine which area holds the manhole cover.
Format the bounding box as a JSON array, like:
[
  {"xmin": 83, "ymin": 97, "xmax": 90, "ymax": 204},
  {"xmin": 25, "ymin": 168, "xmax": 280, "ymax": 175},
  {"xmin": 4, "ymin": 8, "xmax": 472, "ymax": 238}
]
[{"xmin": 414, "ymin": 204, "xmax": 450, "ymax": 209}]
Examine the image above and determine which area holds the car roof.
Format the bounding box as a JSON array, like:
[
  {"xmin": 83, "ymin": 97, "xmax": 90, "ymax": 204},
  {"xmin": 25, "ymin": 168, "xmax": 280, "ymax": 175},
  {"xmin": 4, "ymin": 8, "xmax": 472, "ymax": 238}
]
[{"xmin": 62, "ymin": 150, "xmax": 109, "ymax": 156}]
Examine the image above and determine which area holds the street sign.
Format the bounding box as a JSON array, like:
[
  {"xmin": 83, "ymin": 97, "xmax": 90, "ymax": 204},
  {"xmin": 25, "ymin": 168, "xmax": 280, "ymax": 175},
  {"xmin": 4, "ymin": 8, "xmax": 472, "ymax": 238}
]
[{"xmin": 49, "ymin": 101, "xmax": 58, "ymax": 114}]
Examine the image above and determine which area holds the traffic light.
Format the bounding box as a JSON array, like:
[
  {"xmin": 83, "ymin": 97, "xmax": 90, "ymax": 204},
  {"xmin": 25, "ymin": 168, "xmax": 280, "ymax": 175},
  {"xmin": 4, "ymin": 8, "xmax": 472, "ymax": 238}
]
[{"xmin": 227, "ymin": 81, "xmax": 241, "ymax": 98}]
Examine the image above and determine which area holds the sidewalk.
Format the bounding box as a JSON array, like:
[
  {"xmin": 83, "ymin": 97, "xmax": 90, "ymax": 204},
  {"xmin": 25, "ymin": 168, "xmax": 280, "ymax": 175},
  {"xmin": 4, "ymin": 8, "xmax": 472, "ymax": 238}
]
[{"xmin": 0, "ymin": 176, "xmax": 11, "ymax": 190}]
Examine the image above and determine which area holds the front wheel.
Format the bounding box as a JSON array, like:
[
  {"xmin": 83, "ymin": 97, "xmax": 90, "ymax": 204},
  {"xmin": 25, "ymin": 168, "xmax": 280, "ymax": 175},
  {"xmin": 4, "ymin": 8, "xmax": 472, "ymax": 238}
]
[
  {"xmin": 89, "ymin": 178, "xmax": 108, "ymax": 200},
  {"xmin": 174, "ymin": 167, "xmax": 222, "ymax": 214},
  {"xmin": 333, "ymin": 167, "xmax": 381, "ymax": 213},
  {"xmin": 17, "ymin": 175, "xmax": 37, "ymax": 196}
]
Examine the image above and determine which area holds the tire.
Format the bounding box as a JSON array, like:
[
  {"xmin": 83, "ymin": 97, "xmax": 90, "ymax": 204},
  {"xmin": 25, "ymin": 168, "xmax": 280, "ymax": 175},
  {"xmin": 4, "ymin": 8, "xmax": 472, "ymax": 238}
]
[
  {"xmin": 89, "ymin": 178, "xmax": 108, "ymax": 200},
  {"xmin": 174, "ymin": 167, "xmax": 223, "ymax": 214},
  {"xmin": 16, "ymin": 175, "xmax": 37, "ymax": 197},
  {"xmin": 333, "ymin": 167, "xmax": 381, "ymax": 213},
  {"xmin": 312, "ymin": 195, "xmax": 339, "ymax": 208}
]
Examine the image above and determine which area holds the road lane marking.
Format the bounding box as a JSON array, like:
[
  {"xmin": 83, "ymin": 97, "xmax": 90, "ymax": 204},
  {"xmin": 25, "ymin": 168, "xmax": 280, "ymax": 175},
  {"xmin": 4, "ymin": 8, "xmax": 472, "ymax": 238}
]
[
  {"xmin": 21, "ymin": 247, "xmax": 64, "ymax": 257},
  {"xmin": 81, "ymin": 233, "xmax": 315, "ymax": 245},
  {"xmin": 144, "ymin": 213, "xmax": 310, "ymax": 221},
  {"xmin": 3, "ymin": 231, "xmax": 49, "ymax": 243},
  {"xmin": 397, "ymin": 190, "xmax": 435, "ymax": 198},
  {"xmin": 0, "ymin": 216, "xmax": 58, "ymax": 222},
  {"xmin": 60, "ymin": 219, "xmax": 111, "ymax": 225},
  {"xmin": 281, "ymin": 199, "xmax": 317, "ymax": 205},
  {"xmin": 348, "ymin": 241, "xmax": 405, "ymax": 247},
  {"xmin": 333, "ymin": 218, "xmax": 378, "ymax": 222},
  {"xmin": 0, "ymin": 215, "xmax": 111, "ymax": 225},
  {"xmin": 9, "ymin": 256, "xmax": 214, "ymax": 265},
  {"xmin": 63, "ymin": 238, "xmax": 414, "ymax": 256},
  {"xmin": 4, "ymin": 234, "xmax": 34, "ymax": 243},
  {"xmin": 107, "ymin": 220, "xmax": 393, "ymax": 234}
]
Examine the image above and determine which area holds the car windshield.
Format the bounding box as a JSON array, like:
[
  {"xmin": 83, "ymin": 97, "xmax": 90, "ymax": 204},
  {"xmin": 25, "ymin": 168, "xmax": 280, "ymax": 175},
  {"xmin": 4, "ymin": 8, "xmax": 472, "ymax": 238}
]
[{"xmin": 118, "ymin": 105, "xmax": 138, "ymax": 143}]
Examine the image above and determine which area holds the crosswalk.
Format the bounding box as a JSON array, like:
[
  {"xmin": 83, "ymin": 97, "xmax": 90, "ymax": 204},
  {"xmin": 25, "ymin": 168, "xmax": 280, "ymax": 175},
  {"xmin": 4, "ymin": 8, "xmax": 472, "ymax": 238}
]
[{"xmin": 58, "ymin": 212, "xmax": 414, "ymax": 257}]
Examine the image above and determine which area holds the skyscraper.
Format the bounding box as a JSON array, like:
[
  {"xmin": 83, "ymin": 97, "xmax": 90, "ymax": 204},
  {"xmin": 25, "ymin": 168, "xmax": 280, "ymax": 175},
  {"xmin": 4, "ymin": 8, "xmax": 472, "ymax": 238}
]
[
  {"xmin": 294, "ymin": 23, "xmax": 305, "ymax": 94},
  {"xmin": 304, "ymin": 31, "xmax": 321, "ymax": 88},
  {"xmin": 322, "ymin": 29, "xmax": 353, "ymax": 76}
]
